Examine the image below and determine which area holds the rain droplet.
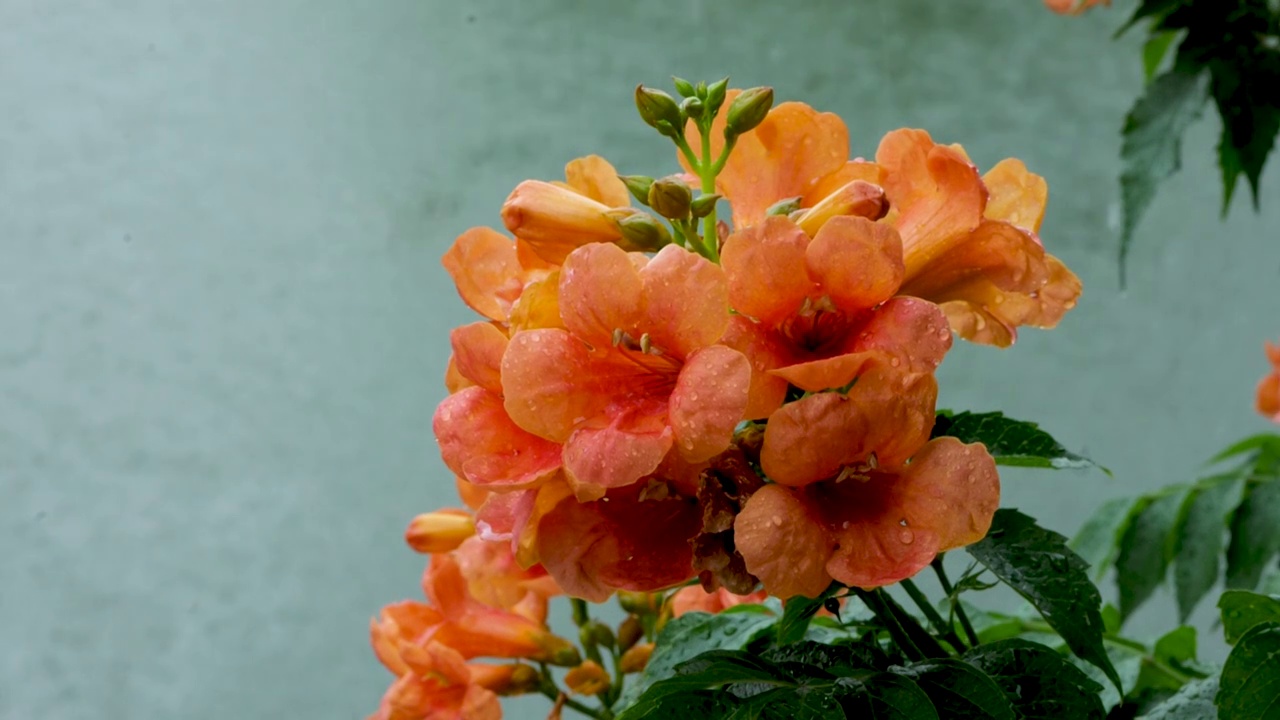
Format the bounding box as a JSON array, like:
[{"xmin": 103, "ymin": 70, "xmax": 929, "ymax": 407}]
[
  {"xmin": 898, "ymin": 528, "xmax": 915, "ymax": 544},
  {"xmin": 771, "ymin": 515, "xmax": 783, "ymax": 527},
  {"xmin": 890, "ymin": 357, "xmax": 901, "ymax": 368},
  {"xmin": 841, "ymin": 521, "xmax": 850, "ymax": 529}
]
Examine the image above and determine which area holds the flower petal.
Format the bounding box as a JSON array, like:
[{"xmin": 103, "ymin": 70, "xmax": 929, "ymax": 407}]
[
  {"xmin": 899, "ymin": 220, "xmax": 1048, "ymax": 299},
  {"xmin": 669, "ymin": 345, "xmax": 752, "ymax": 462},
  {"xmin": 795, "ymin": 180, "xmax": 888, "ymax": 236},
  {"xmin": 721, "ymin": 216, "xmax": 815, "ymax": 326},
  {"xmin": 501, "ymin": 181, "xmax": 622, "ymax": 264},
  {"xmin": 501, "ymin": 329, "xmax": 608, "ymax": 442},
  {"xmin": 734, "ymin": 484, "xmax": 834, "ymax": 599},
  {"xmin": 564, "ymin": 155, "xmax": 632, "ymax": 208},
  {"xmin": 803, "ymin": 161, "xmax": 886, "ymax": 207},
  {"xmin": 722, "ymin": 315, "xmax": 792, "ymax": 420},
  {"xmin": 442, "ymin": 227, "xmax": 524, "ymax": 322},
  {"xmin": 983, "ymin": 158, "xmax": 1048, "ymax": 233},
  {"xmin": 508, "ymin": 270, "xmax": 564, "ymax": 332},
  {"xmin": 806, "ymin": 216, "xmax": 904, "ymax": 311},
  {"xmin": 846, "ymin": 296, "xmax": 954, "ymax": 374},
  {"xmin": 1259, "ymin": 370, "xmax": 1280, "ymax": 422},
  {"xmin": 562, "ymin": 403, "xmax": 673, "ymax": 501},
  {"xmin": 559, "ymin": 243, "xmax": 645, "ymax": 349},
  {"xmin": 450, "ymin": 322, "xmax": 509, "ymax": 394},
  {"xmin": 640, "ymin": 245, "xmax": 731, "ymax": 358},
  {"xmin": 768, "ymin": 351, "xmax": 883, "ymax": 394},
  {"xmin": 435, "ymin": 387, "xmax": 563, "ymax": 489}
]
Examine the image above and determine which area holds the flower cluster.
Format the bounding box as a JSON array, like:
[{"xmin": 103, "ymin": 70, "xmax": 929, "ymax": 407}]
[{"xmin": 1259, "ymin": 340, "xmax": 1280, "ymax": 423}]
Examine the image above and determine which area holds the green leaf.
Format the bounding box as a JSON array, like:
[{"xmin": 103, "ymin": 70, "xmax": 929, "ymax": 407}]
[
  {"xmin": 1219, "ymin": 590, "xmax": 1280, "ymax": 645},
  {"xmin": 834, "ymin": 672, "xmax": 940, "ymax": 720},
  {"xmin": 1208, "ymin": 434, "xmax": 1280, "ymax": 466},
  {"xmin": 1071, "ymin": 496, "xmax": 1145, "ymax": 580},
  {"xmin": 967, "ymin": 509, "xmax": 1122, "ymax": 694},
  {"xmin": 963, "ymin": 639, "xmax": 1106, "ymax": 719},
  {"xmin": 1154, "ymin": 625, "xmax": 1198, "ymax": 664},
  {"xmin": 1116, "ymin": 0, "xmax": 1185, "ymax": 37},
  {"xmin": 1225, "ymin": 478, "xmax": 1280, "ymax": 590},
  {"xmin": 1174, "ymin": 475, "xmax": 1246, "ymax": 621},
  {"xmin": 891, "ymin": 659, "xmax": 1018, "ymax": 719},
  {"xmin": 1143, "ymin": 31, "xmax": 1181, "ymax": 82},
  {"xmin": 1116, "ymin": 489, "xmax": 1188, "ymax": 620},
  {"xmin": 1118, "ymin": 65, "xmax": 1209, "ymax": 278},
  {"xmin": 775, "ymin": 582, "xmax": 840, "ymax": 645},
  {"xmin": 1215, "ymin": 622, "xmax": 1280, "ymax": 719},
  {"xmin": 1137, "ymin": 677, "xmax": 1219, "ymax": 720},
  {"xmin": 1068, "ymin": 643, "xmax": 1145, "ymax": 711},
  {"xmin": 762, "ymin": 640, "xmax": 885, "ymax": 675},
  {"xmin": 616, "ymin": 651, "xmax": 778, "ymax": 720},
  {"xmin": 930, "ymin": 411, "xmax": 1101, "ymax": 472}
]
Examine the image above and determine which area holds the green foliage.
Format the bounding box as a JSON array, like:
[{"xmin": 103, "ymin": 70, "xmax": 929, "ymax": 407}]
[
  {"xmin": 1216, "ymin": 623, "xmax": 1280, "ymax": 719},
  {"xmin": 1173, "ymin": 475, "xmax": 1246, "ymax": 621},
  {"xmin": 931, "ymin": 411, "xmax": 1102, "ymax": 472},
  {"xmin": 1137, "ymin": 677, "xmax": 1219, "ymax": 719},
  {"xmin": 1218, "ymin": 590, "xmax": 1280, "ymax": 645},
  {"xmin": 967, "ymin": 509, "xmax": 1122, "ymax": 693},
  {"xmin": 890, "ymin": 659, "xmax": 1018, "ymax": 719},
  {"xmin": 775, "ymin": 582, "xmax": 841, "ymax": 645},
  {"xmin": 1117, "ymin": 490, "xmax": 1187, "ymax": 620},
  {"xmin": 962, "ymin": 639, "xmax": 1107, "ymax": 719}
]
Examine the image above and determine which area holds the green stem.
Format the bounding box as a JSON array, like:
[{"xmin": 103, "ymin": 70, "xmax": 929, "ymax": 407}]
[
  {"xmin": 901, "ymin": 578, "xmax": 967, "ymax": 651},
  {"xmin": 674, "ymin": 135, "xmax": 702, "ymax": 175},
  {"xmin": 697, "ymin": 120, "xmax": 720, "ymax": 263},
  {"xmin": 932, "ymin": 557, "xmax": 981, "ymax": 648},
  {"xmin": 853, "ymin": 588, "xmax": 927, "ymax": 662},
  {"xmin": 710, "ymin": 135, "xmax": 737, "ymax": 175},
  {"xmin": 537, "ymin": 665, "xmax": 609, "ymax": 720}
]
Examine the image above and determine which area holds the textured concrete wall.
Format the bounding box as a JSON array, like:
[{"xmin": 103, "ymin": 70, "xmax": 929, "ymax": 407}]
[{"xmin": 2, "ymin": 1, "xmax": 1277, "ymax": 718}]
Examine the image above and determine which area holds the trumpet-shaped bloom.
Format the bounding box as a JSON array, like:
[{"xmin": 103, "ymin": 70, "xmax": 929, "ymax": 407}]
[
  {"xmin": 368, "ymin": 640, "xmax": 529, "ymax": 720},
  {"xmin": 669, "ymin": 586, "xmax": 768, "ymax": 617},
  {"xmin": 442, "ymin": 227, "xmax": 559, "ymax": 330},
  {"xmin": 1044, "ymin": 0, "xmax": 1109, "ymax": 14},
  {"xmin": 501, "ymin": 155, "xmax": 633, "ymax": 264},
  {"xmin": 502, "ymin": 243, "xmax": 750, "ymax": 500},
  {"xmin": 720, "ymin": 215, "xmax": 952, "ymax": 418},
  {"xmin": 1259, "ymin": 341, "xmax": 1280, "ymax": 423},
  {"xmin": 406, "ymin": 510, "xmax": 477, "ymax": 554},
  {"xmin": 734, "ymin": 435, "xmax": 1000, "ymax": 598}
]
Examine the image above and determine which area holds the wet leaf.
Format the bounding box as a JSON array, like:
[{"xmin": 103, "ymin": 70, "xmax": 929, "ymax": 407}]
[
  {"xmin": 931, "ymin": 412, "xmax": 1102, "ymax": 472},
  {"xmin": 963, "ymin": 639, "xmax": 1106, "ymax": 719}
]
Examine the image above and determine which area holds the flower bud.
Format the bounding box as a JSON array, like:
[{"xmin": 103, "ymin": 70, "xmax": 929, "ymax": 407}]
[
  {"xmin": 501, "ymin": 180, "xmax": 622, "ymax": 264},
  {"xmin": 619, "ymin": 175, "xmax": 655, "ymax": 206},
  {"xmin": 647, "ymin": 176, "xmax": 693, "ymax": 220},
  {"xmin": 404, "ymin": 510, "xmax": 474, "ymax": 554},
  {"xmin": 620, "ymin": 643, "xmax": 655, "ymax": 674},
  {"xmin": 724, "ymin": 87, "xmax": 774, "ymax": 137},
  {"xmin": 546, "ymin": 643, "xmax": 583, "ymax": 668},
  {"xmin": 617, "ymin": 615, "xmax": 644, "ymax": 651},
  {"xmin": 617, "ymin": 591, "xmax": 663, "ymax": 615},
  {"xmin": 690, "ymin": 194, "xmax": 721, "ymax": 220},
  {"xmin": 795, "ymin": 180, "xmax": 888, "ymax": 236},
  {"xmin": 681, "ymin": 96, "xmax": 704, "ymax": 121},
  {"xmin": 672, "ymin": 76, "xmax": 696, "ymax": 98},
  {"xmin": 766, "ymin": 196, "xmax": 803, "ymax": 217},
  {"xmin": 493, "ymin": 663, "xmax": 541, "ymax": 696},
  {"xmin": 635, "ymin": 85, "xmax": 683, "ymax": 135},
  {"xmin": 616, "ymin": 212, "xmax": 673, "ymax": 251},
  {"xmin": 565, "ymin": 660, "xmax": 611, "ymax": 696},
  {"xmin": 582, "ymin": 620, "xmax": 615, "ymax": 651},
  {"xmin": 705, "ymin": 78, "xmax": 729, "ymax": 115}
]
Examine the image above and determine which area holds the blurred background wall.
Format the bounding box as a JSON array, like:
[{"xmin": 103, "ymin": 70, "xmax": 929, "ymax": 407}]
[{"xmin": 2, "ymin": 1, "xmax": 1277, "ymax": 717}]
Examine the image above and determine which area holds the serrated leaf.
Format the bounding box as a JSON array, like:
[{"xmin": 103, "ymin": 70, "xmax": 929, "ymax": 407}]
[
  {"xmin": 1219, "ymin": 590, "xmax": 1280, "ymax": 645},
  {"xmin": 1117, "ymin": 489, "xmax": 1188, "ymax": 620},
  {"xmin": 1143, "ymin": 31, "xmax": 1181, "ymax": 82},
  {"xmin": 1215, "ymin": 622, "xmax": 1280, "ymax": 719},
  {"xmin": 1137, "ymin": 677, "xmax": 1219, "ymax": 720},
  {"xmin": 1207, "ymin": 55, "xmax": 1280, "ymax": 213},
  {"xmin": 775, "ymin": 582, "xmax": 840, "ymax": 645},
  {"xmin": 891, "ymin": 659, "xmax": 1018, "ymax": 719},
  {"xmin": 1118, "ymin": 65, "xmax": 1209, "ymax": 278},
  {"xmin": 963, "ymin": 638, "xmax": 1106, "ymax": 719},
  {"xmin": 1225, "ymin": 478, "xmax": 1280, "ymax": 590},
  {"xmin": 1071, "ymin": 496, "xmax": 1145, "ymax": 580},
  {"xmin": 834, "ymin": 672, "xmax": 940, "ymax": 720},
  {"xmin": 1174, "ymin": 475, "xmax": 1246, "ymax": 621},
  {"xmin": 967, "ymin": 509, "xmax": 1122, "ymax": 694},
  {"xmin": 1069, "ymin": 643, "xmax": 1145, "ymax": 711},
  {"xmin": 762, "ymin": 639, "xmax": 886, "ymax": 675},
  {"xmin": 930, "ymin": 411, "xmax": 1101, "ymax": 472},
  {"xmin": 616, "ymin": 651, "xmax": 782, "ymax": 720}
]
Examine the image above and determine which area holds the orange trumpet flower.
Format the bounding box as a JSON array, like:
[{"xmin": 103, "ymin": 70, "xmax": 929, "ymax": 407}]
[{"xmin": 1259, "ymin": 340, "xmax": 1280, "ymax": 423}]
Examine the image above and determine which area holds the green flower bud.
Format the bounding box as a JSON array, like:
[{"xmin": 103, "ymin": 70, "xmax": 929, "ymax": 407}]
[
  {"xmin": 635, "ymin": 85, "xmax": 684, "ymax": 135},
  {"xmin": 705, "ymin": 77, "xmax": 729, "ymax": 115},
  {"xmin": 766, "ymin": 196, "xmax": 803, "ymax": 216},
  {"xmin": 548, "ymin": 644, "xmax": 583, "ymax": 667},
  {"xmin": 695, "ymin": 80, "xmax": 708, "ymax": 99},
  {"xmin": 583, "ymin": 620, "xmax": 615, "ymax": 651},
  {"xmin": 617, "ymin": 615, "xmax": 644, "ymax": 651},
  {"xmin": 618, "ymin": 175, "xmax": 655, "ymax": 206},
  {"xmin": 725, "ymin": 86, "xmax": 774, "ymax": 137},
  {"xmin": 672, "ymin": 76, "xmax": 696, "ymax": 98},
  {"xmin": 616, "ymin": 212, "xmax": 673, "ymax": 251},
  {"xmin": 690, "ymin": 193, "xmax": 722, "ymax": 220},
  {"xmin": 617, "ymin": 591, "xmax": 663, "ymax": 615},
  {"xmin": 681, "ymin": 96, "xmax": 704, "ymax": 121},
  {"xmin": 648, "ymin": 176, "xmax": 693, "ymax": 220}
]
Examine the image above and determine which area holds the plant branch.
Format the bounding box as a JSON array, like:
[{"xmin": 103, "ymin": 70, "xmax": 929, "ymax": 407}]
[
  {"xmin": 901, "ymin": 578, "xmax": 967, "ymax": 651},
  {"xmin": 932, "ymin": 556, "xmax": 981, "ymax": 648}
]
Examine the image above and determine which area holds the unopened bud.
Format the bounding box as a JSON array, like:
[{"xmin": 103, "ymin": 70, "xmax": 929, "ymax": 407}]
[
  {"xmin": 647, "ymin": 176, "xmax": 693, "ymax": 220},
  {"xmin": 681, "ymin": 96, "xmax": 704, "ymax": 121},
  {"xmin": 672, "ymin": 76, "xmax": 696, "ymax": 98},
  {"xmin": 705, "ymin": 78, "xmax": 729, "ymax": 115},
  {"xmin": 695, "ymin": 80, "xmax": 708, "ymax": 98},
  {"xmin": 725, "ymin": 87, "xmax": 774, "ymax": 137},
  {"xmin": 766, "ymin": 196, "xmax": 803, "ymax": 217},
  {"xmin": 635, "ymin": 85, "xmax": 684, "ymax": 135},
  {"xmin": 495, "ymin": 664, "xmax": 541, "ymax": 696},
  {"xmin": 583, "ymin": 621, "xmax": 615, "ymax": 651},
  {"xmin": 564, "ymin": 661, "xmax": 611, "ymax": 696},
  {"xmin": 547, "ymin": 643, "xmax": 583, "ymax": 668},
  {"xmin": 618, "ymin": 591, "xmax": 663, "ymax": 615},
  {"xmin": 616, "ymin": 213, "xmax": 673, "ymax": 251},
  {"xmin": 617, "ymin": 616, "xmax": 644, "ymax": 651},
  {"xmin": 795, "ymin": 180, "xmax": 888, "ymax": 236},
  {"xmin": 619, "ymin": 643, "xmax": 654, "ymax": 674},
  {"xmin": 690, "ymin": 194, "xmax": 721, "ymax": 220},
  {"xmin": 404, "ymin": 510, "xmax": 474, "ymax": 554},
  {"xmin": 619, "ymin": 175, "xmax": 655, "ymax": 206}
]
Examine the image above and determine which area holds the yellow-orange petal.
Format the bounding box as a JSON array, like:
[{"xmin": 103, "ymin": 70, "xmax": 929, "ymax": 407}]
[
  {"xmin": 722, "ymin": 316, "xmax": 792, "ymax": 420},
  {"xmin": 565, "ymin": 660, "xmax": 611, "ymax": 695},
  {"xmin": 508, "ymin": 269, "xmax": 564, "ymax": 332},
  {"xmin": 734, "ymin": 484, "xmax": 834, "ymax": 599},
  {"xmin": 564, "ymin": 155, "xmax": 632, "ymax": 208},
  {"xmin": 401, "ymin": 640, "xmax": 472, "ymax": 687},
  {"xmin": 450, "ymin": 322, "xmax": 509, "ymax": 395},
  {"xmin": 803, "ymin": 161, "xmax": 886, "ymax": 207},
  {"xmin": 640, "ymin": 245, "xmax": 732, "ymax": 358},
  {"xmin": 445, "ymin": 355, "xmax": 476, "ymax": 395},
  {"xmin": 442, "ymin": 227, "xmax": 525, "ymax": 322},
  {"xmin": 369, "ymin": 674, "xmax": 435, "ymax": 720},
  {"xmin": 562, "ymin": 404, "xmax": 673, "ymax": 501},
  {"xmin": 558, "ymin": 243, "xmax": 645, "ymax": 349},
  {"xmin": 434, "ymin": 387, "xmax": 563, "ymax": 489},
  {"xmin": 899, "ymin": 220, "xmax": 1048, "ymax": 299},
  {"xmin": 619, "ymin": 643, "xmax": 655, "ymax": 673},
  {"xmin": 769, "ymin": 351, "xmax": 883, "ymax": 394},
  {"xmin": 455, "ymin": 477, "xmax": 491, "ymax": 511},
  {"xmin": 405, "ymin": 510, "xmax": 476, "ymax": 554},
  {"xmin": 669, "ymin": 345, "xmax": 752, "ymax": 463},
  {"xmin": 795, "ymin": 181, "xmax": 889, "ymax": 237},
  {"xmin": 371, "ymin": 600, "xmax": 443, "ymax": 676},
  {"xmin": 806, "ymin": 216, "xmax": 904, "ymax": 312},
  {"xmin": 983, "ymin": 158, "xmax": 1048, "ymax": 233},
  {"xmin": 501, "ymin": 180, "xmax": 623, "ymax": 264},
  {"xmin": 721, "ymin": 216, "xmax": 815, "ymax": 326},
  {"xmin": 501, "ymin": 329, "xmax": 608, "ymax": 443}
]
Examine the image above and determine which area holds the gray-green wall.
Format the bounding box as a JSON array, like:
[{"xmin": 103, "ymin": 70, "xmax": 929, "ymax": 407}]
[{"xmin": 3, "ymin": 1, "xmax": 1277, "ymax": 718}]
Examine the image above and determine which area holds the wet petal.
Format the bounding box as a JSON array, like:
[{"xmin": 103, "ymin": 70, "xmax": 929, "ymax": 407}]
[
  {"xmin": 508, "ymin": 270, "xmax": 564, "ymax": 332},
  {"xmin": 445, "ymin": 355, "xmax": 475, "ymax": 394},
  {"xmin": 669, "ymin": 586, "xmax": 768, "ymax": 616},
  {"xmin": 442, "ymin": 227, "xmax": 524, "ymax": 322},
  {"xmin": 562, "ymin": 404, "xmax": 673, "ymax": 501},
  {"xmin": 720, "ymin": 216, "xmax": 815, "ymax": 326},
  {"xmin": 734, "ymin": 484, "xmax": 834, "ymax": 599},
  {"xmin": 501, "ymin": 329, "xmax": 608, "ymax": 442},
  {"xmin": 669, "ymin": 345, "xmax": 752, "ymax": 462},
  {"xmin": 806, "ymin": 216, "xmax": 904, "ymax": 311},
  {"xmin": 564, "ymin": 155, "xmax": 632, "ymax": 207},
  {"xmin": 371, "ymin": 600, "xmax": 443, "ymax": 675},
  {"xmin": 501, "ymin": 180, "xmax": 622, "ymax": 264},
  {"xmin": 845, "ymin": 296, "xmax": 953, "ymax": 374},
  {"xmin": 899, "ymin": 220, "xmax": 1048, "ymax": 299},
  {"xmin": 559, "ymin": 243, "xmax": 645, "ymax": 349},
  {"xmin": 983, "ymin": 158, "xmax": 1048, "ymax": 233},
  {"xmin": 795, "ymin": 180, "xmax": 889, "ymax": 236},
  {"xmin": 938, "ymin": 299, "xmax": 1017, "ymax": 348},
  {"xmin": 450, "ymin": 322, "xmax": 509, "ymax": 394},
  {"xmin": 803, "ymin": 161, "xmax": 885, "ymax": 207},
  {"xmin": 640, "ymin": 245, "xmax": 731, "ymax": 358},
  {"xmin": 722, "ymin": 315, "xmax": 792, "ymax": 420},
  {"xmin": 900, "ymin": 437, "xmax": 1001, "ymax": 551},
  {"xmin": 434, "ymin": 387, "xmax": 563, "ymax": 489}
]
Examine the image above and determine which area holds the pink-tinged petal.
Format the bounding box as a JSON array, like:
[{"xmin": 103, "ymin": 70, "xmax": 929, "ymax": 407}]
[
  {"xmin": 564, "ymin": 155, "xmax": 632, "ymax": 208},
  {"xmin": 562, "ymin": 403, "xmax": 673, "ymax": 501},
  {"xmin": 442, "ymin": 227, "xmax": 524, "ymax": 322},
  {"xmin": 535, "ymin": 491, "xmax": 701, "ymax": 602},
  {"xmin": 898, "ymin": 437, "xmax": 1001, "ymax": 551},
  {"xmin": 669, "ymin": 345, "xmax": 752, "ymax": 463},
  {"xmin": 806, "ymin": 216, "xmax": 904, "ymax": 311},
  {"xmin": 445, "ymin": 355, "xmax": 475, "ymax": 394},
  {"xmin": 475, "ymin": 490, "xmax": 535, "ymax": 542},
  {"xmin": 803, "ymin": 161, "xmax": 886, "ymax": 207},
  {"xmin": 761, "ymin": 373, "xmax": 937, "ymax": 485},
  {"xmin": 450, "ymin": 322, "xmax": 509, "ymax": 394},
  {"xmin": 722, "ymin": 316, "xmax": 792, "ymax": 420},
  {"xmin": 559, "ymin": 243, "xmax": 645, "ymax": 349},
  {"xmin": 720, "ymin": 216, "xmax": 815, "ymax": 326},
  {"xmin": 845, "ymin": 296, "xmax": 953, "ymax": 374},
  {"xmin": 501, "ymin": 181, "xmax": 623, "ymax": 264},
  {"xmin": 434, "ymin": 387, "xmax": 563, "ymax": 489},
  {"xmin": 640, "ymin": 245, "xmax": 731, "ymax": 358},
  {"xmin": 734, "ymin": 484, "xmax": 834, "ymax": 599},
  {"xmin": 669, "ymin": 587, "xmax": 769, "ymax": 616},
  {"xmin": 983, "ymin": 158, "xmax": 1048, "ymax": 233},
  {"xmin": 769, "ymin": 351, "xmax": 883, "ymax": 393},
  {"xmin": 501, "ymin": 329, "xmax": 608, "ymax": 442}
]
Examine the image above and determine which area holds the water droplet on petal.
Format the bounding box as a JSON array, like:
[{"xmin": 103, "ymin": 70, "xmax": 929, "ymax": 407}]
[
  {"xmin": 890, "ymin": 357, "xmax": 901, "ymax": 368},
  {"xmin": 771, "ymin": 515, "xmax": 783, "ymax": 527},
  {"xmin": 898, "ymin": 528, "xmax": 915, "ymax": 544}
]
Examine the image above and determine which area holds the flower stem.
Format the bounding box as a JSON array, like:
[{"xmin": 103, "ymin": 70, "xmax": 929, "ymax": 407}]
[
  {"xmin": 900, "ymin": 578, "xmax": 967, "ymax": 651},
  {"xmin": 853, "ymin": 588, "xmax": 927, "ymax": 662},
  {"xmin": 697, "ymin": 120, "xmax": 721, "ymax": 263},
  {"xmin": 931, "ymin": 556, "xmax": 981, "ymax": 648}
]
